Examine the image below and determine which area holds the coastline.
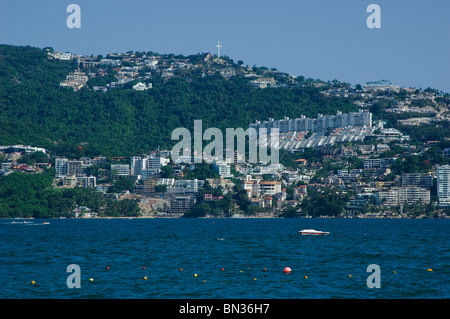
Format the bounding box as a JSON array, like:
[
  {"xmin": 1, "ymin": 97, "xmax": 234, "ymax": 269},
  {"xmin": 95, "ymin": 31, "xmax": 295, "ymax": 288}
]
[{"xmin": 3, "ymin": 213, "xmax": 449, "ymax": 220}]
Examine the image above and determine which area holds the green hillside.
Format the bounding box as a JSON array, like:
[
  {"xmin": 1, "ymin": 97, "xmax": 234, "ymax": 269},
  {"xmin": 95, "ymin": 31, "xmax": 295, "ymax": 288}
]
[{"xmin": 0, "ymin": 44, "xmax": 357, "ymax": 157}]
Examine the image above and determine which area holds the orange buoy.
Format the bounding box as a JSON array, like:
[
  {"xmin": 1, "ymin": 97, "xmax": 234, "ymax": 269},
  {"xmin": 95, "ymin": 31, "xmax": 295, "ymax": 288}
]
[{"xmin": 283, "ymin": 267, "xmax": 292, "ymax": 273}]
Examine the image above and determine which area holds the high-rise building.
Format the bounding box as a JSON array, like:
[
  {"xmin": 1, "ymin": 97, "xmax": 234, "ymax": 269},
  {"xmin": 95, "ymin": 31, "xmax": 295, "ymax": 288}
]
[
  {"xmin": 68, "ymin": 160, "xmax": 83, "ymax": 177},
  {"xmin": 376, "ymin": 187, "xmax": 430, "ymax": 206},
  {"xmin": 168, "ymin": 195, "xmax": 196, "ymax": 214},
  {"xmin": 401, "ymin": 173, "xmax": 433, "ymax": 189},
  {"xmin": 111, "ymin": 164, "xmax": 130, "ymax": 176},
  {"xmin": 437, "ymin": 165, "xmax": 450, "ymax": 207},
  {"xmin": 55, "ymin": 157, "xmax": 69, "ymax": 178},
  {"xmin": 131, "ymin": 156, "xmax": 148, "ymax": 177},
  {"xmin": 212, "ymin": 161, "xmax": 231, "ymax": 177},
  {"xmin": 81, "ymin": 176, "xmax": 97, "ymax": 188},
  {"xmin": 147, "ymin": 156, "xmax": 162, "ymax": 172}
]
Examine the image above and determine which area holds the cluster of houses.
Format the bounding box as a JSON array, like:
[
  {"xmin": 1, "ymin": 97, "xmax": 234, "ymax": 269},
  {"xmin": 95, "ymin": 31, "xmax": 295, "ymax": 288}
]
[
  {"xmin": 49, "ymin": 49, "xmax": 299, "ymax": 92},
  {"xmin": 1, "ymin": 133, "xmax": 450, "ymax": 217}
]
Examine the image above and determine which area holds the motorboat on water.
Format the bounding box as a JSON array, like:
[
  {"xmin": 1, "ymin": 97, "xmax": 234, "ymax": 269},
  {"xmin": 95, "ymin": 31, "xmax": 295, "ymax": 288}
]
[{"xmin": 298, "ymin": 229, "xmax": 330, "ymax": 235}]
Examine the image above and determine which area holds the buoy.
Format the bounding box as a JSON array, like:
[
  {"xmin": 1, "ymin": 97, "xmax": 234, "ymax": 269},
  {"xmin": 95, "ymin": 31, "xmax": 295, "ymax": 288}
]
[
  {"xmin": 427, "ymin": 269, "xmax": 433, "ymax": 272},
  {"xmin": 193, "ymin": 273, "xmax": 198, "ymax": 277},
  {"xmin": 142, "ymin": 267, "xmax": 146, "ymax": 270},
  {"xmin": 30, "ymin": 281, "xmax": 36, "ymax": 285},
  {"xmin": 348, "ymin": 274, "xmax": 352, "ymax": 277},
  {"xmin": 239, "ymin": 270, "xmax": 244, "ymax": 273},
  {"xmin": 179, "ymin": 268, "xmax": 183, "ymax": 271},
  {"xmin": 220, "ymin": 268, "xmax": 224, "ymax": 271},
  {"xmin": 263, "ymin": 268, "xmax": 267, "ymax": 271},
  {"xmin": 143, "ymin": 277, "xmax": 148, "ymax": 280},
  {"xmin": 202, "ymin": 280, "xmax": 206, "ymax": 283},
  {"xmin": 253, "ymin": 278, "xmax": 257, "ymax": 281},
  {"xmin": 89, "ymin": 278, "xmax": 94, "ymax": 282},
  {"xmin": 105, "ymin": 266, "xmax": 110, "ymax": 270},
  {"xmin": 283, "ymin": 267, "xmax": 292, "ymax": 273},
  {"xmin": 393, "ymin": 271, "xmax": 397, "ymax": 273},
  {"xmin": 304, "ymin": 276, "xmax": 308, "ymax": 279}
]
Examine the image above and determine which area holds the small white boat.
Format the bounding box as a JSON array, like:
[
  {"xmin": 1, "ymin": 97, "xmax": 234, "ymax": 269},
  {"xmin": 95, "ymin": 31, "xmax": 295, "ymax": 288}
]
[{"xmin": 299, "ymin": 229, "xmax": 330, "ymax": 235}]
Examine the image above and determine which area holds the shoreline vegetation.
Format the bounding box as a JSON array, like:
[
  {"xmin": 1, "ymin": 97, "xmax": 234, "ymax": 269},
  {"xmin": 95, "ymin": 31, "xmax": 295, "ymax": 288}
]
[{"xmin": 2, "ymin": 212, "xmax": 449, "ymax": 219}]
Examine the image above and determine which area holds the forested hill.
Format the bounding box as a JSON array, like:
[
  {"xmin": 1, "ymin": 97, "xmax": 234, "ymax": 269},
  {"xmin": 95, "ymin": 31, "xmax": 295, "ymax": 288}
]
[{"xmin": 0, "ymin": 44, "xmax": 358, "ymax": 157}]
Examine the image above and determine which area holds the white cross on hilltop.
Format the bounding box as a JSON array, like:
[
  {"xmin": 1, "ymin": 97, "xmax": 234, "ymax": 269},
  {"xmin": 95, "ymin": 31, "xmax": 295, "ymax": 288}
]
[{"xmin": 216, "ymin": 41, "xmax": 222, "ymax": 58}]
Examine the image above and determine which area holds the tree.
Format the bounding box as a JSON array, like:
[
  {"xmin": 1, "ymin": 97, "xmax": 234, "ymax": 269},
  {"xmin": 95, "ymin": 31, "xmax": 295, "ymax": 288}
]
[
  {"xmin": 183, "ymin": 202, "xmax": 211, "ymax": 218},
  {"xmin": 108, "ymin": 177, "xmax": 135, "ymax": 193}
]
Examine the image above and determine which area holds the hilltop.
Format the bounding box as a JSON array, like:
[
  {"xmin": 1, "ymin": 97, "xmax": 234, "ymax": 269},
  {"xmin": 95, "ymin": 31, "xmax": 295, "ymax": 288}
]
[
  {"xmin": 0, "ymin": 44, "xmax": 358, "ymax": 157},
  {"xmin": 0, "ymin": 44, "xmax": 449, "ymax": 158}
]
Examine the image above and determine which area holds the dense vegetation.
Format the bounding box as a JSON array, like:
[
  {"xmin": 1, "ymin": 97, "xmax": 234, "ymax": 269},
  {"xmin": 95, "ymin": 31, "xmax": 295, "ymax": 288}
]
[
  {"xmin": 0, "ymin": 44, "xmax": 357, "ymax": 157},
  {"xmin": 0, "ymin": 169, "xmax": 140, "ymax": 218}
]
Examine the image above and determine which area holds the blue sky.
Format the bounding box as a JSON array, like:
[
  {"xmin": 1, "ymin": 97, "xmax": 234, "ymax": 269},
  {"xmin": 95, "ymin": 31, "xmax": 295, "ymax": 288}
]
[{"xmin": 1, "ymin": 0, "xmax": 449, "ymax": 93}]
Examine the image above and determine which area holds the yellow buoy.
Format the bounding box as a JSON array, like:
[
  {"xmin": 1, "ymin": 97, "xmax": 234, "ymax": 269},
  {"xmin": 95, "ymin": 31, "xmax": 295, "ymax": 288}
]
[
  {"xmin": 30, "ymin": 281, "xmax": 36, "ymax": 285},
  {"xmin": 304, "ymin": 276, "xmax": 308, "ymax": 279},
  {"xmin": 89, "ymin": 278, "xmax": 94, "ymax": 282},
  {"xmin": 427, "ymin": 269, "xmax": 433, "ymax": 272},
  {"xmin": 202, "ymin": 280, "xmax": 207, "ymax": 283},
  {"xmin": 253, "ymin": 278, "xmax": 257, "ymax": 281},
  {"xmin": 193, "ymin": 273, "xmax": 198, "ymax": 277},
  {"xmin": 393, "ymin": 271, "xmax": 397, "ymax": 273},
  {"xmin": 143, "ymin": 277, "xmax": 148, "ymax": 280},
  {"xmin": 348, "ymin": 275, "xmax": 352, "ymax": 277}
]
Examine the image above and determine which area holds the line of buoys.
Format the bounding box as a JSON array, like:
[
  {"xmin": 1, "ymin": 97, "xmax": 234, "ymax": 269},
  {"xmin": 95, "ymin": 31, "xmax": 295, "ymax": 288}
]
[{"xmin": 72, "ymin": 266, "xmax": 436, "ymax": 286}]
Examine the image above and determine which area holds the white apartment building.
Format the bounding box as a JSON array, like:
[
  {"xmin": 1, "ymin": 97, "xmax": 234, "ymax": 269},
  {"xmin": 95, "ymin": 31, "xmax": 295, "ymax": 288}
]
[
  {"xmin": 55, "ymin": 157, "xmax": 69, "ymax": 178},
  {"xmin": 437, "ymin": 165, "xmax": 450, "ymax": 207},
  {"xmin": 131, "ymin": 157, "xmax": 148, "ymax": 177},
  {"xmin": 249, "ymin": 110, "xmax": 372, "ymax": 134},
  {"xmin": 376, "ymin": 187, "xmax": 430, "ymax": 206},
  {"xmin": 213, "ymin": 161, "xmax": 232, "ymax": 178}
]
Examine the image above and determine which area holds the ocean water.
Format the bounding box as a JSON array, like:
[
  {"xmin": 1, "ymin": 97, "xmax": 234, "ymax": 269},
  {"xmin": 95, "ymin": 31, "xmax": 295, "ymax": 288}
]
[{"xmin": 0, "ymin": 218, "xmax": 448, "ymax": 299}]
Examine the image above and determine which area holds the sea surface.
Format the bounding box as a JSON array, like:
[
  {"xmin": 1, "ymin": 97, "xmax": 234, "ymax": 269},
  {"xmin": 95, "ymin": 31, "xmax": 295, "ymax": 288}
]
[{"xmin": 0, "ymin": 218, "xmax": 449, "ymax": 299}]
